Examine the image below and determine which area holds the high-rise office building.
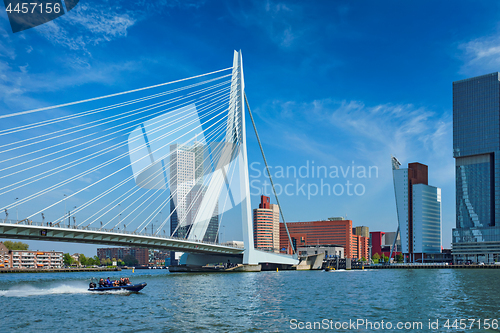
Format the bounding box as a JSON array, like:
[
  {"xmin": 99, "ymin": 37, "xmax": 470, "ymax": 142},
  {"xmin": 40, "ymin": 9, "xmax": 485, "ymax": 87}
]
[
  {"xmin": 253, "ymin": 196, "xmax": 280, "ymax": 252},
  {"xmin": 169, "ymin": 143, "xmax": 197, "ymax": 239},
  {"xmin": 169, "ymin": 142, "xmax": 219, "ymax": 264},
  {"xmin": 392, "ymin": 159, "xmax": 441, "ymax": 262},
  {"xmin": 452, "ymin": 73, "xmax": 500, "ymax": 263},
  {"xmin": 169, "ymin": 142, "xmax": 218, "ymax": 239}
]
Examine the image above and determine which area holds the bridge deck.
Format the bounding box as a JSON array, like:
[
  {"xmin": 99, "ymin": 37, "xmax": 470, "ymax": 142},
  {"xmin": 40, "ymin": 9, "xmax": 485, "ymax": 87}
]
[{"xmin": 0, "ymin": 221, "xmax": 244, "ymax": 255}]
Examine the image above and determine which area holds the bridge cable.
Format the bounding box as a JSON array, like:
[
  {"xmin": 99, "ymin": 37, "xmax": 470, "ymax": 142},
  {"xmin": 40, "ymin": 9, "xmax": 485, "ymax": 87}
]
[
  {"xmin": 99, "ymin": 119, "xmax": 228, "ymax": 234},
  {"xmin": 4, "ymin": 96, "xmax": 230, "ymax": 216},
  {"xmin": 0, "ymin": 67, "xmax": 232, "ymax": 120},
  {"xmin": 0, "ymin": 85, "xmax": 230, "ymax": 177},
  {"xmin": 110, "ymin": 115, "xmax": 229, "ymax": 233},
  {"xmin": 152, "ymin": 118, "xmax": 231, "ymax": 236},
  {"xmin": 24, "ymin": 107, "xmax": 228, "ymax": 225},
  {"xmin": 244, "ymin": 93, "xmax": 296, "ymax": 255},
  {"xmin": 47, "ymin": 99, "xmax": 230, "ymax": 226},
  {"xmin": 0, "ymin": 91, "xmax": 229, "ymax": 195},
  {"xmin": 147, "ymin": 111, "xmax": 232, "ymax": 236},
  {"xmin": 0, "ymin": 78, "xmax": 230, "ymax": 157},
  {"xmin": 167, "ymin": 89, "xmax": 242, "ymax": 238},
  {"xmin": 76, "ymin": 85, "xmax": 238, "ymax": 232}
]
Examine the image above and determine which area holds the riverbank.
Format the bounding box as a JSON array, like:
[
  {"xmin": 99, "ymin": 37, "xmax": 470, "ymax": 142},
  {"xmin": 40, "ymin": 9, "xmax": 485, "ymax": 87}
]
[
  {"xmin": 0, "ymin": 267, "xmax": 121, "ymax": 273},
  {"xmin": 368, "ymin": 264, "xmax": 500, "ymax": 269}
]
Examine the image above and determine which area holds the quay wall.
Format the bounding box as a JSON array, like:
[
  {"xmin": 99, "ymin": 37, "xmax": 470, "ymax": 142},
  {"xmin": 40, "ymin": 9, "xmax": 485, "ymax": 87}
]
[{"xmin": 0, "ymin": 267, "xmax": 121, "ymax": 273}]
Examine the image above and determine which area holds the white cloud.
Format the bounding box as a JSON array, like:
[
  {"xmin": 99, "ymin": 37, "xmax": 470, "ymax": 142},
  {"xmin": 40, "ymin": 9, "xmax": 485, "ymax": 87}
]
[
  {"xmin": 0, "ymin": 58, "xmax": 141, "ymax": 112},
  {"xmin": 36, "ymin": 3, "xmax": 136, "ymax": 54},
  {"xmin": 254, "ymin": 98, "xmax": 454, "ymax": 185},
  {"xmin": 0, "ymin": 26, "xmax": 16, "ymax": 60},
  {"xmin": 458, "ymin": 33, "xmax": 500, "ymax": 75}
]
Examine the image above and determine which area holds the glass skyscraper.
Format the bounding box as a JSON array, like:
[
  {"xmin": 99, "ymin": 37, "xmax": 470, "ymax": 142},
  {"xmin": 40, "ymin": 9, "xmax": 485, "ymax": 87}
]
[{"xmin": 453, "ymin": 72, "xmax": 500, "ymax": 263}]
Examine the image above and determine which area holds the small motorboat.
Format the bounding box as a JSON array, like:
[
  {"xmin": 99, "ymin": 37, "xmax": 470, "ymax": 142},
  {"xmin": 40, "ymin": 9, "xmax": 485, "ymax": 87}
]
[{"xmin": 88, "ymin": 278, "xmax": 147, "ymax": 292}]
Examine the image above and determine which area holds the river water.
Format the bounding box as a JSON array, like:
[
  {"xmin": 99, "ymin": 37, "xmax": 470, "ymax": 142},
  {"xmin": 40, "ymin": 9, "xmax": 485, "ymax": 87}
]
[{"xmin": 1, "ymin": 268, "xmax": 499, "ymax": 332}]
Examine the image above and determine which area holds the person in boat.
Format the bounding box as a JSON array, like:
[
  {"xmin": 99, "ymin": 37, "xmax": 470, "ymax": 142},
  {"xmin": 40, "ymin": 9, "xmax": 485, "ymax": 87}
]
[
  {"xmin": 124, "ymin": 277, "xmax": 131, "ymax": 285},
  {"xmin": 119, "ymin": 278, "xmax": 125, "ymax": 286},
  {"xmin": 113, "ymin": 279, "xmax": 119, "ymax": 287},
  {"xmin": 98, "ymin": 278, "xmax": 105, "ymax": 287},
  {"xmin": 106, "ymin": 277, "xmax": 111, "ymax": 287}
]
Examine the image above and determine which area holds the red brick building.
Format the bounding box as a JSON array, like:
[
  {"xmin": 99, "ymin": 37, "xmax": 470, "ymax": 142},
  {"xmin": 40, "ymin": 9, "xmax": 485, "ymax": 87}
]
[
  {"xmin": 279, "ymin": 218, "xmax": 369, "ymax": 259},
  {"xmin": 370, "ymin": 231, "xmax": 401, "ymax": 259},
  {"xmin": 97, "ymin": 247, "xmax": 149, "ymax": 266}
]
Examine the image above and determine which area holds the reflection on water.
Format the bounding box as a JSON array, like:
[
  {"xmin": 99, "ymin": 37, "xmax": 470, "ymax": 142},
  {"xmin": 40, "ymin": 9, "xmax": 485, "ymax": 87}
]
[{"xmin": 1, "ymin": 269, "xmax": 499, "ymax": 332}]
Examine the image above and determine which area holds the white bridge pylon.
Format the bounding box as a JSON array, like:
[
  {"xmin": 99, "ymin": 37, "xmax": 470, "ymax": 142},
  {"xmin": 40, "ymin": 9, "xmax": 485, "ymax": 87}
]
[{"xmin": 186, "ymin": 51, "xmax": 298, "ymax": 265}]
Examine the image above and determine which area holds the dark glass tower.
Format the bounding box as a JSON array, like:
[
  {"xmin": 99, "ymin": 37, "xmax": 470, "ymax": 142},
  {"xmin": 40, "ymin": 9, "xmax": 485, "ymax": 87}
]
[{"xmin": 453, "ymin": 72, "xmax": 500, "ymax": 263}]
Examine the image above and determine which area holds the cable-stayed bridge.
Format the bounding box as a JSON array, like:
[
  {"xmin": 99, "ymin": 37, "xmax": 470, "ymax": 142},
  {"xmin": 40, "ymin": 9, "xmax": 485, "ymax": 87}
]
[{"xmin": 0, "ymin": 51, "xmax": 298, "ymax": 269}]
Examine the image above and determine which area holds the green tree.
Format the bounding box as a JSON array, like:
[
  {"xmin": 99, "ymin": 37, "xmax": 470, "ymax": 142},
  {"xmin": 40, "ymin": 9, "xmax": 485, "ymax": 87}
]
[
  {"xmin": 395, "ymin": 253, "xmax": 404, "ymax": 263},
  {"xmin": 382, "ymin": 254, "xmax": 390, "ymax": 263},
  {"xmin": 91, "ymin": 255, "xmax": 101, "ymax": 266},
  {"xmin": 3, "ymin": 241, "xmax": 29, "ymax": 250},
  {"xmin": 372, "ymin": 253, "xmax": 380, "ymax": 264},
  {"xmin": 79, "ymin": 254, "xmax": 88, "ymax": 266},
  {"xmin": 63, "ymin": 253, "xmax": 74, "ymax": 266},
  {"xmin": 123, "ymin": 254, "xmax": 138, "ymax": 266},
  {"xmin": 360, "ymin": 257, "xmax": 367, "ymax": 262}
]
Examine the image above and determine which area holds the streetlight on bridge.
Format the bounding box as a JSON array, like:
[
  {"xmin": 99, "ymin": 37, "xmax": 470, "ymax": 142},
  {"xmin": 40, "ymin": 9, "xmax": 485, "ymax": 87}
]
[
  {"xmin": 68, "ymin": 206, "xmax": 76, "ymax": 227},
  {"xmin": 63, "ymin": 194, "xmax": 66, "ymax": 224}
]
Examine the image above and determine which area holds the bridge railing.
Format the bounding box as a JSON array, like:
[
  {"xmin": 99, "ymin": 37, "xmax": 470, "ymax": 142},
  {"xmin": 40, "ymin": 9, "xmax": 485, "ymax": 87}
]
[{"xmin": 0, "ymin": 219, "xmax": 244, "ymax": 249}]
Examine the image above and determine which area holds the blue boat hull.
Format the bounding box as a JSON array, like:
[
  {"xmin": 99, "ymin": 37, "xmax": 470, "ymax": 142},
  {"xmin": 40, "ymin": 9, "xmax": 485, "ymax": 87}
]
[{"xmin": 88, "ymin": 282, "xmax": 147, "ymax": 292}]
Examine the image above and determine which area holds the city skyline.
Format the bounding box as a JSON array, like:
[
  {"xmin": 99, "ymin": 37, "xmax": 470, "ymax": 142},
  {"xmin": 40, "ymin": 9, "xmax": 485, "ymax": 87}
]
[{"xmin": 2, "ymin": 2, "xmax": 500, "ymax": 254}]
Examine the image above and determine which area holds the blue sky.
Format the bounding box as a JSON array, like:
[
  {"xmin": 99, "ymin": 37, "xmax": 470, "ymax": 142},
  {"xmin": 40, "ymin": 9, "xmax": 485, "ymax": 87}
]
[{"xmin": 1, "ymin": 1, "xmax": 500, "ymax": 255}]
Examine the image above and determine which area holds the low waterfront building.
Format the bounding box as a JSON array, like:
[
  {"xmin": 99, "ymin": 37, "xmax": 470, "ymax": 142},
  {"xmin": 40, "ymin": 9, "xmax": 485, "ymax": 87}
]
[
  {"xmin": 0, "ymin": 242, "xmax": 10, "ymax": 269},
  {"xmin": 222, "ymin": 240, "xmax": 244, "ymax": 248},
  {"xmin": 71, "ymin": 253, "xmax": 80, "ymax": 265},
  {"xmin": 297, "ymin": 245, "xmax": 344, "ymax": 259},
  {"xmin": 279, "ymin": 218, "xmax": 369, "ymax": 259},
  {"xmin": 149, "ymin": 250, "xmax": 170, "ymax": 267},
  {"xmin": 10, "ymin": 250, "xmax": 63, "ymax": 269}
]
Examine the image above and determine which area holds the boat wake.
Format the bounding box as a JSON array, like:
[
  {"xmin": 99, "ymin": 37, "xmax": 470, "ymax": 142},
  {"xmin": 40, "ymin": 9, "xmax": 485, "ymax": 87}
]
[{"xmin": 0, "ymin": 284, "xmax": 90, "ymax": 297}]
